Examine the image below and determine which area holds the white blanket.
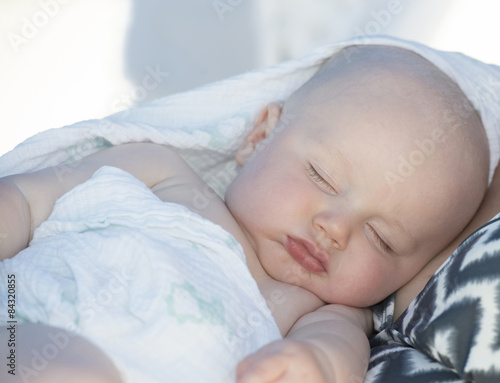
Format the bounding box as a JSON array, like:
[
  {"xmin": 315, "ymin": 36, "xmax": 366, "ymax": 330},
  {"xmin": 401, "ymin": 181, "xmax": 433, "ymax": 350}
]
[{"xmin": 0, "ymin": 166, "xmax": 281, "ymax": 383}]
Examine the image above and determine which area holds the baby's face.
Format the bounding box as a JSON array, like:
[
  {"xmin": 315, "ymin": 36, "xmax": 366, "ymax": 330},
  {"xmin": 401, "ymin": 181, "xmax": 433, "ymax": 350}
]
[{"xmin": 226, "ymin": 77, "xmax": 486, "ymax": 306}]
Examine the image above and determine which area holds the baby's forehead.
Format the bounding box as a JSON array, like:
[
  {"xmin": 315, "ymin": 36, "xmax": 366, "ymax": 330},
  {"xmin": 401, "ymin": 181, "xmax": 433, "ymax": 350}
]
[
  {"xmin": 286, "ymin": 46, "xmax": 475, "ymax": 147},
  {"xmin": 294, "ymin": 77, "xmax": 440, "ymax": 145}
]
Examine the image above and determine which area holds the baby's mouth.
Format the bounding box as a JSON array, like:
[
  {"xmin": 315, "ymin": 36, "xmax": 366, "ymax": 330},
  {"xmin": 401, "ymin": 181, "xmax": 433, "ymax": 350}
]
[{"xmin": 285, "ymin": 236, "xmax": 328, "ymax": 273}]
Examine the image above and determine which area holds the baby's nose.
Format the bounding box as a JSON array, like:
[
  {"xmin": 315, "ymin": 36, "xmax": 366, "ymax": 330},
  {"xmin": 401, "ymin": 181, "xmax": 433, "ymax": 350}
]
[{"xmin": 313, "ymin": 211, "xmax": 351, "ymax": 251}]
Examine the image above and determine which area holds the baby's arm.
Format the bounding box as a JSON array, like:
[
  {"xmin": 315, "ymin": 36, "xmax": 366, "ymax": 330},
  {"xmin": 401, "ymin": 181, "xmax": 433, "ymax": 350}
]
[
  {"xmin": 0, "ymin": 143, "xmax": 182, "ymax": 260},
  {"xmin": 236, "ymin": 305, "xmax": 372, "ymax": 383}
]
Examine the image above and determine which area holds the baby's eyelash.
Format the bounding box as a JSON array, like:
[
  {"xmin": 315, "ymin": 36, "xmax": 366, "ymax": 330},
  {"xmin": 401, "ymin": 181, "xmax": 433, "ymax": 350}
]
[
  {"xmin": 375, "ymin": 233, "xmax": 393, "ymax": 254},
  {"xmin": 366, "ymin": 224, "xmax": 393, "ymax": 255},
  {"xmin": 306, "ymin": 164, "xmax": 336, "ymax": 193}
]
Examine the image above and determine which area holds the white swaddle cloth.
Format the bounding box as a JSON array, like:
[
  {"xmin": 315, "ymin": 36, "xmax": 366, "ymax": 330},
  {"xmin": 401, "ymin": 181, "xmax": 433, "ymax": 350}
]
[
  {"xmin": 0, "ymin": 166, "xmax": 281, "ymax": 383},
  {"xmin": 1, "ymin": 35, "xmax": 500, "ymax": 190}
]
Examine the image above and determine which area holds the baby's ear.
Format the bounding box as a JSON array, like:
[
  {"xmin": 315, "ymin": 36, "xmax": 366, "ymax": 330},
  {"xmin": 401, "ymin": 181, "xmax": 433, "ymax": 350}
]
[{"xmin": 235, "ymin": 102, "xmax": 282, "ymax": 166}]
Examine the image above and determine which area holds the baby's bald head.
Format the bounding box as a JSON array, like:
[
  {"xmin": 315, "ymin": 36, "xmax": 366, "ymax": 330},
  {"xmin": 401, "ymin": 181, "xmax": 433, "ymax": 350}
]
[{"xmin": 282, "ymin": 45, "xmax": 489, "ymax": 256}]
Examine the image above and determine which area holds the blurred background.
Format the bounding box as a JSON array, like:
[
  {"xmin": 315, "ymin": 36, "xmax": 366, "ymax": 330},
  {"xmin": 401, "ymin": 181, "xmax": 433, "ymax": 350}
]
[{"xmin": 1, "ymin": 0, "xmax": 500, "ymax": 156}]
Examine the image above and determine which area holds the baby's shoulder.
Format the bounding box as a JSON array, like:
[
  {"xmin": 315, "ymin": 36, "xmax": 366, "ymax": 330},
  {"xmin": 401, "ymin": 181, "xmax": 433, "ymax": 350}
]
[{"xmin": 257, "ymin": 276, "xmax": 324, "ymax": 336}]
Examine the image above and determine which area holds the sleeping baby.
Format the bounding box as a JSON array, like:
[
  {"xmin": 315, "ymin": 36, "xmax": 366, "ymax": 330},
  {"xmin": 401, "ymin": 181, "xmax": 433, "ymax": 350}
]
[{"xmin": 0, "ymin": 44, "xmax": 490, "ymax": 383}]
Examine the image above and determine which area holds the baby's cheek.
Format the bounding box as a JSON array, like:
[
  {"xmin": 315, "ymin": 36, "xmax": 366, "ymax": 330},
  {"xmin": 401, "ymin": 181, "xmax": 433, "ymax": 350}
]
[{"xmin": 351, "ymin": 254, "xmax": 396, "ymax": 306}]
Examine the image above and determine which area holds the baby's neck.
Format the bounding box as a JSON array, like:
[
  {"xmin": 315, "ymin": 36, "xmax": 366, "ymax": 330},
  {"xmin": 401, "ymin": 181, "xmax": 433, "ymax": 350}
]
[{"xmin": 190, "ymin": 193, "xmax": 325, "ymax": 335}]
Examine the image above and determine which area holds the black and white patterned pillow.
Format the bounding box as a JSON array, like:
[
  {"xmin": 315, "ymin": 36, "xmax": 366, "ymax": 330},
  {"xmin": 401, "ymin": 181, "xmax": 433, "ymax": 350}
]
[{"xmin": 368, "ymin": 215, "xmax": 500, "ymax": 382}]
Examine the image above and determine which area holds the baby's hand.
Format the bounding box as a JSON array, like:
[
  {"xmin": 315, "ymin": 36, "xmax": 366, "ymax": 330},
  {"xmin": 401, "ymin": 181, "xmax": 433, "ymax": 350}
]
[{"xmin": 235, "ymin": 339, "xmax": 334, "ymax": 383}]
